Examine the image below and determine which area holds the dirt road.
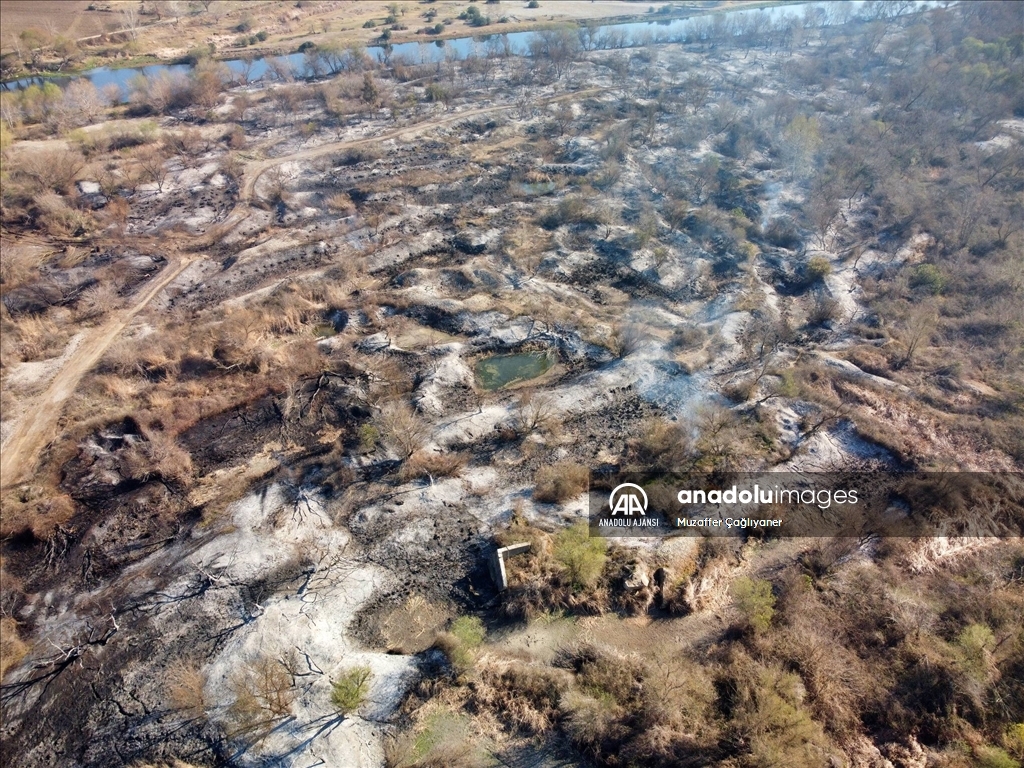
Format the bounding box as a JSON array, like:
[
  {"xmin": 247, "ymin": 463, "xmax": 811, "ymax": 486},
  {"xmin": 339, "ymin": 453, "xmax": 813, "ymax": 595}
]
[
  {"xmin": 0, "ymin": 256, "xmax": 196, "ymax": 489},
  {"xmin": 201, "ymin": 88, "xmax": 604, "ymax": 245},
  {"xmin": 1, "ymin": 89, "xmax": 603, "ymax": 490}
]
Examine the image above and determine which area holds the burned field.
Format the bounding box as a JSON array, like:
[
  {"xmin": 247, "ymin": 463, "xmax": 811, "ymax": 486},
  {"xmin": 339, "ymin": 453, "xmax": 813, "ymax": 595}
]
[{"xmin": 2, "ymin": 2, "xmax": 1024, "ymax": 767}]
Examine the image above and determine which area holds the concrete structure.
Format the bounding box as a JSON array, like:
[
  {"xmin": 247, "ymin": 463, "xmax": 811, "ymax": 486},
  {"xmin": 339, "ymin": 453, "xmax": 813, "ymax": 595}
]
[{"xmin": 489, "ymin": 542, "xmax": 532, "ymax": 591}]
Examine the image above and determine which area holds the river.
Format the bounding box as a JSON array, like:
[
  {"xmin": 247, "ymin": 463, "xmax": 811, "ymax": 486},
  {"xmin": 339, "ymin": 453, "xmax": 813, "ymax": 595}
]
[
  {"xmin": 3, "ymin": 1, "xmax": 927, "ymax": 98},
  {"xmin": 2, "ymin": 1, "xmax": 888, "ymax": 96}
]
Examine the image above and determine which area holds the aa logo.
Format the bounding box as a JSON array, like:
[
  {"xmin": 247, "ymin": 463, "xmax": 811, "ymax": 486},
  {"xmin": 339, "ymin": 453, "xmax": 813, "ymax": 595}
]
[{"xmin": 609, "ymin": 483, "xmax": 648, "ymax": 516}]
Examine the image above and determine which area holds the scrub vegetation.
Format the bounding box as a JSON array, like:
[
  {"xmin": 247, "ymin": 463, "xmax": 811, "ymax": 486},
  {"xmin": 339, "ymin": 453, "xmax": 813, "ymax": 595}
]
[{"xmin": 0, "ymin": 1, "xmax": 1021, "ymax": 766}]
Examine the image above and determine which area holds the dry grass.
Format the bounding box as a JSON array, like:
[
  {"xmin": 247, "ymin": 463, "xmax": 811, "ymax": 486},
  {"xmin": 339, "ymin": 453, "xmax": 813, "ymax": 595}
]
[
  {"xmin": 498, "ymin": 520, "xmax": 613, "ymax": 621},
  {"xmin": 74, "ymin": 282, "xmax": 123, "ymax": 323},
  {"xmin": 380, "ymin": 596, "xmax": 450, "ymax": 654},
  {"xmin": 4, "ymin": 313, "xmax": 68, "ymax": 362},
  {"xmin": 0, "ymin": 244, "xmax": 47, "ymax": 289},
  {"xmin": 533, "ymin": 462, "xmax": 588, "ymax": 504},
  {"xmin": 474, "ymin": 661, "xmax": 569, "ymax": 735},
  {"xmin": 226, "ymin": 653, "xmax": 296, "ymax": 740},
  {"xmin": 378, "ymin": 401, "xmax": 429, "ymax": 459},
  {"xmin": 0, "ymin": 1, "xmax": 112, "ymax": 44},
  {"xmin": 0, "ymin": 616, "xmax": 30, "ymax": 680},
  {"xmin": 0, "ymin": 491, "xmax": 76, "ymax": 539},
  {"xmin": 325, "ymin": 192, "xmax": 355, "ymax": 215},
  {"xmin": 400, "ymin": 450, "xmax": 466, "ymax": 483},
  {"xmin": 165, "ymin": 660, "xmax": 208, "ymax": 714}
]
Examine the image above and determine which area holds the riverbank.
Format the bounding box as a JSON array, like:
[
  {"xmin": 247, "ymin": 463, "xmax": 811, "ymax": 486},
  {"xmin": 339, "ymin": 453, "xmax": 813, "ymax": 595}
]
[{"xmin": 2, "ymin": 0, "xmax": 788, "ymax": 87}]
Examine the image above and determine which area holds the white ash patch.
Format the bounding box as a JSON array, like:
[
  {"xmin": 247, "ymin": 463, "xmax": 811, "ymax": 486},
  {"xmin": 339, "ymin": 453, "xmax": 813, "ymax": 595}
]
[
  {"xmin": 778, "ymin": 420, "xmax": 895, "ymax": 471},
  {"xmin": 810, "ymin": 351, "xmax": 908, "ymax": 392},
  {"xmin": 221, "ymin": 208, "xmax": 274, "ymax": 246},
  {"xmin": 416, "ymin": 349, "xmax": 475, "ymax": 417},
  {"xmin": 489, "ymin": 318, "xmax": 539, "ymax": 346},
  {"xmin": 3, "ymin": 332, "xmax": 85, "ymax": 395},
  {"xmin": 192, "ymin": 484, "xmax": 417, "ymax": 767},
  {"xmin": 434, "ymin": 403, "xmax": 511, "ymax": 446},
  {"xmin": 366, "ymin": 231, "xmax": 446, "ymax": 273},
  {"xmin": 174, "ymin": 161, "xmax": 221, "ymax": 190}
]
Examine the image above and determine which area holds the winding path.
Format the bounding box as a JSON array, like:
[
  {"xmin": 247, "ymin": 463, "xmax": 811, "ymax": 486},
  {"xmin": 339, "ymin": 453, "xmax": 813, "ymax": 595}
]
[
  {"xmin": 202, "ymin": 88, "xmax": 602, "ymax": 244},
  {"xmin": 1, "ymin": 87, "xmax": 605, "ymax": 490},
  {"xmin": 0, "ymin": 255, "xmax": 195, "ymax": 489}
]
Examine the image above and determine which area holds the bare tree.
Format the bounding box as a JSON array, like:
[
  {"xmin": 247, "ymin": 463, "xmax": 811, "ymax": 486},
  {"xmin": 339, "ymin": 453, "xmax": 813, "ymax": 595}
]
[
  {"xmin": 49, "ymin": 80, "xmax": 106, "ymax": 130},
  {"xmin": 1, "ymin": 91, "xmax": 23, "ymax": 129},
  {"xmin": 896, "ymin": 305, "xmax": 936, "ymax": 368},
  {"xmin": 513, "ymin": 390, "xmax": 558, "ymax": 436},
  {"xmin": 121, "ymin": 5, "xmax": 142, "ymax": 42},
  {"xmin": 266, "ymin": 56, "xmax": 294, "ymax": 83},
  {"xmin": 378, "ymin": 401, "xmax": 429, "ymax": 459},
  {"xmin": 133, "ymin": 145, "xmax": 170, "ymax": 193},
  {"xmin": 17, "ymin": 148, "xmax": 86, "ymax": 192},
  {"xmin": 612, "ymin": 322, "xmax": 649, "ymax": 358},
  {"xmin": 159, "ymin": 1, "xmax": 185, "ymax": 25}
]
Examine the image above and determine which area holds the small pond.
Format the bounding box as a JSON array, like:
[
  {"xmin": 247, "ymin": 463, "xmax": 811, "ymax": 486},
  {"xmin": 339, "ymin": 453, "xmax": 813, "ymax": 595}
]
[
  {"xmin": 519, "ymin": 181, "xmax": 557, "ymax": 197},
  {"xmin": 475, "ymin": 351, "xmax": 554, "ymax": 390}
]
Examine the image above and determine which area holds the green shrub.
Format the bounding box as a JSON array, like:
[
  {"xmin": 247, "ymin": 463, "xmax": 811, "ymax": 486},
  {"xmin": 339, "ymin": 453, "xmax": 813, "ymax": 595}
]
[
  {"xmin": 331, "ymin": 666, "xmax": 372, "ymax": 715},
  {"xmin": 437, "ymin": 616, "xmax": 486, "ymax": 672},
  {"xmin": 553, "ymin": 523, "xmax": 606, "ymax": 589},
  {"xmin": 450, "ymin": 616, "xmax": 485, "ymax": 648},
  {"xmin": 976, "ymin": 746, "xmax": 1020, "ymax": 768},
  {"xmin": 358, "ymin": 423, "xmax": 379, "ymax": 453},
  {"xmin": 911, "ymin": 263, "xmax": 947, "ymax": 294},
  {"xmin": 461, "ymin": 5, "xmax": 490, "ymax": 25},
  {"xmin": 539, "ymin": 196, "xmax": 607, "ymax": 230},
  {"xmin": 185, "ymin": 46, "xmax": 211, "ymax": 65},
  {"xmin": 732, "ymin": 577, "xmax": 775, "ymax": 633},
  {"xmin": 957, "ymin": 622, "xmax": 994, "ymax": 678},
  {"xmin": 425, "ymin": 83, "xmax": 449, "ymax": 103},
  {"xmin": 730, "ymin": 662, "xmax": 832, "ymax": 767},
  {"xmin": 1006, "ymin": 723, "xmax": 1024, "ymax": 759},
  {"xmin": 805, "ymin": 256, "xmax": 831, "ymax": 282}
]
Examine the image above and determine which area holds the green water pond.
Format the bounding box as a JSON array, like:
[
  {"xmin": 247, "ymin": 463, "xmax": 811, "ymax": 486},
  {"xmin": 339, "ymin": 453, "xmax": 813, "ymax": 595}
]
[
  {"xmin": 475, "ymin": 352, "xmax": 554, "ymax": 390},
  {"xmin": 520, "ymin": 181, "xmax": 557, "ymax": 197}
]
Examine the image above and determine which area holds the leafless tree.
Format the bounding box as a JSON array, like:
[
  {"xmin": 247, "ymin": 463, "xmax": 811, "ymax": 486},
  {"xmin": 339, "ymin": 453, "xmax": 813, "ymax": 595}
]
[
  {"xmin": 378, "ymin": 401, "xmax": 429, "ymax": 459},
  {"xmin": 1, "ymin": 92, "xmax": 23, "ymax": 129},
  {"xmin": 266, "ymin": 56, "xmax": 294, "ymax": 82},
  {"xmin": 133, "ymin": 145, "xmax": 170, "ymax": 193},
  {"xmin": 49, "ymin": 80, "xmax": 106, "ymax": 130},
  {"xmin": 17, "ymin": 148, "xmax": 85, "ymax": 192},
  {"xmin": 613, "ymin": 322, "xmax": 649, "ymax": 358},
  {"xmin": 896, "ymin": 305, "xmax": 936, "ymax": 368},
  {"xmin": 514, "ymin": 390, "xmax": 558, "ymax": 436},
  {"xmin": 158, "ymin": 1, "xmax": 185, "ymax": 24},
  {"xmin": 121, "ymin": 5, "xmax": 142, "ymax": 42}
]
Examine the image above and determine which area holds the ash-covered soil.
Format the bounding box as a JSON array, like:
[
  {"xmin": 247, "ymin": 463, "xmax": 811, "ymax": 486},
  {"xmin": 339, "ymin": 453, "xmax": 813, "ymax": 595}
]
[{"xmin": 3, "ymin": 4, "xmax": 1022, "ymax": 766}]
